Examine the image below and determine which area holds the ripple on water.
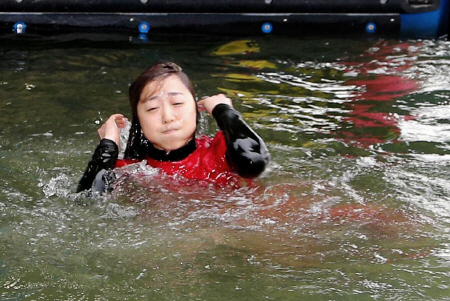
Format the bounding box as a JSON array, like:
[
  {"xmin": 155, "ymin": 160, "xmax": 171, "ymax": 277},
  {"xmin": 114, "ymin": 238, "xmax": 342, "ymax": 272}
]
[{"xmin": 399, "ymin": 103, "xmax": 450, "ymax": 143}]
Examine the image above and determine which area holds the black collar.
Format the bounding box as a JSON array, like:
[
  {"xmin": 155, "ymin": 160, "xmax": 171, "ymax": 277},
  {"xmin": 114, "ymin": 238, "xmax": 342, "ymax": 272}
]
[{"xmin": 146, "ymin": 137, "xmax": 197, "ymax": 162}]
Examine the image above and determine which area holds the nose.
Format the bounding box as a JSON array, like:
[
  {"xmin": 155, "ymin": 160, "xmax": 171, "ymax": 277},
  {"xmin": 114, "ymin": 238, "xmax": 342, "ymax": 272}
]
[{"xmin": 161, "ymin": 103, "xmax": 175, "ymax": 124}]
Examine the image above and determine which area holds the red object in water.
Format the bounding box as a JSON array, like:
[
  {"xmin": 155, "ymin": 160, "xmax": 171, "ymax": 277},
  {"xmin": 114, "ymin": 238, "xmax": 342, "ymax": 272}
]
[
  {"xmin": 335, "ymin": 42, "xmax": 422, "ymax": 148},
  {"xmin": 116, "ymin": 131, "xmax": 245, "ymax": 188},
  {"xmin": 347, "ymin": 75, "xmax": 419, "ymax": 102}
]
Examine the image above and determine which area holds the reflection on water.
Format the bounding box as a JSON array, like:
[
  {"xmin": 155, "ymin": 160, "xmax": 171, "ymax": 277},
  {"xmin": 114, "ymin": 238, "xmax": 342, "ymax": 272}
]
[{"xmin": 1, "ymin": 37, "xmax": 450, "ymax": 300}]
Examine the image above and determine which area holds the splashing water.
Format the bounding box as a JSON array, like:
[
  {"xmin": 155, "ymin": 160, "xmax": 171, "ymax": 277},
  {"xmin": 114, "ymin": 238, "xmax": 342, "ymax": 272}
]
[{"xmin": 118, "ymin": 119, "xmax": 131, "ymax": 158}]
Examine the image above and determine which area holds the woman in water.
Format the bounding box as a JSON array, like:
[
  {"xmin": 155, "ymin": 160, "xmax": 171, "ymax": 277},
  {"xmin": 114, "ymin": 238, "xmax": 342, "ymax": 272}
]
[{"xmin": 77, "ymin": 61, "xmax": 270, "ymax": 193}]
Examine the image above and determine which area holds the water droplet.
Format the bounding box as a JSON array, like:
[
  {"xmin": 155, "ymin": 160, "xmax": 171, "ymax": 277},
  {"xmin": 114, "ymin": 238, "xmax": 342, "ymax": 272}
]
[{"xmin": 25, "ymin": 83, "xmax": 35, "ymax": 90}]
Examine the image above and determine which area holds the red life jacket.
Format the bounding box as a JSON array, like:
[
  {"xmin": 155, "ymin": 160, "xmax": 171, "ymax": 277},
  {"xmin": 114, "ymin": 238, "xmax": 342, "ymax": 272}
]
[{"xmin": 115, "ymin": 131, "xmax": 248, "ymax": 188}]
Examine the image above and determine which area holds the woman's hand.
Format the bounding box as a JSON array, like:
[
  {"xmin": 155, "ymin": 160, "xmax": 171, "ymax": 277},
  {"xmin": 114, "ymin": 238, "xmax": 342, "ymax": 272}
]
[
  {"xmin": 197, "ymin": 94, "xmax": 233, "ymax": 115},
  {"xmin": 97, "ymin": 114, "xmax": 128, "ymax": 147}
]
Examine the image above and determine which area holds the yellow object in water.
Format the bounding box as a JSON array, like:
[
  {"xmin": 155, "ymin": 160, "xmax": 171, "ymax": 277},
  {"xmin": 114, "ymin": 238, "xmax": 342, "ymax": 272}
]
[
  {"xmin": 212, "ymin": 73, "xmax": 262, "ymax": 82},
  {"xmin": 235, "ymin": 60, "xmax": 277, "ymax": 70},
  {"xmin": 217, "ymin": 87, "xmax": 255, "ymax": 98},
  {"xmin": 211, "ymin": 40, "xmax": 260, "ymax": 56}
]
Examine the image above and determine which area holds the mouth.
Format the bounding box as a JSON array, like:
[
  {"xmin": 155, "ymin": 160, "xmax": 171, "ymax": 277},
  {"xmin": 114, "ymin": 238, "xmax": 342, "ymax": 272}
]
[
  {"xmin": 162, "ymin": 125, "xmax": 181, "ymax": 134},
  {"xmin": 163, "ymin": 129, "xmax": 177, "ymax": 134}
]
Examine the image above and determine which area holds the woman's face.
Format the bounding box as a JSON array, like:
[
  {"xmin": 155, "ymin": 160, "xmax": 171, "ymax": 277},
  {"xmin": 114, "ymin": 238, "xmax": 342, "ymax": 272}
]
[{"xmin": 137, "ymin": 75, "xmax": 197, "ymax": 151}]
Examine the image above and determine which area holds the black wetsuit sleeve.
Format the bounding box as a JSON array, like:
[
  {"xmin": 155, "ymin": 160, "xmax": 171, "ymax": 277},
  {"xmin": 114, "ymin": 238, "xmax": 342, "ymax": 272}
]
[
  {"xmin": 76, "ymin": 138, "xmax": 119, "ymax": 193},
  {"xmin": 212, "ymin": 103, "xmax": 270, "ymax": 178}
]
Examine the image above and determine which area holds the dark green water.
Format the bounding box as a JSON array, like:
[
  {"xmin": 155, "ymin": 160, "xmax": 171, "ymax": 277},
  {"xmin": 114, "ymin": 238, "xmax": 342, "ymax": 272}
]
[{"xmin": 1, "ymin": 36, "xmax": 449, "ymax": 300}]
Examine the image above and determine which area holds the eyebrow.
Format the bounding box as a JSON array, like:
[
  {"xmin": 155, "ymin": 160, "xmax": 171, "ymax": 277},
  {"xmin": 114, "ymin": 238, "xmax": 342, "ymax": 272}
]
[{"xmin": 141, "ymin": 91, "xmax": 184, "ymax": 103}]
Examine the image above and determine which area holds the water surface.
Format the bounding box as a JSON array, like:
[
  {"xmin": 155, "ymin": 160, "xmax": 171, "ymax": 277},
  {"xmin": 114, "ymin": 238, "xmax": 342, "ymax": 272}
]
[{"xmin": 1, "ymin": 36, "xmax": 450, "ymax": 300}]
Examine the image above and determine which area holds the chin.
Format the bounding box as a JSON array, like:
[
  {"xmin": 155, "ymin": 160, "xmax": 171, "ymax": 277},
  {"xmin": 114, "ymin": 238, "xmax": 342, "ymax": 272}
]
[{"xmin": 156, "ymin": 134, "xmax": 194, "ymax": 151}]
